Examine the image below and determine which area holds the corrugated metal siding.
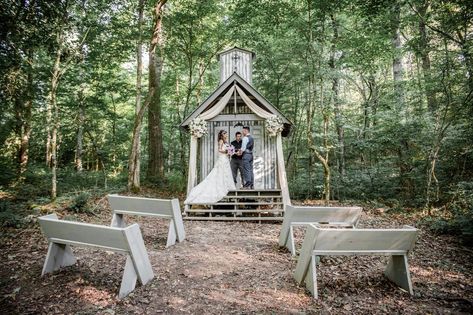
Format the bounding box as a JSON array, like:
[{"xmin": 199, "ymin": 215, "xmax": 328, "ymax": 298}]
[{"xmin": 220, "ymin": 50, "xmax": 253, "ymax": 85}]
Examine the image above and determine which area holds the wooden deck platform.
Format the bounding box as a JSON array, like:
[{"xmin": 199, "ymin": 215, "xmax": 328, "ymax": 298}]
[{"xmin": 184, "ymin": 189, "xmax": 284, "ymax": 222}]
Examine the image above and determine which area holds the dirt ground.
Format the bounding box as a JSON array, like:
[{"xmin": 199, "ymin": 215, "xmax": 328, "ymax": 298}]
[{"xmin": 1, "ymin": 205, "xmax": 472, "ymax": 314}]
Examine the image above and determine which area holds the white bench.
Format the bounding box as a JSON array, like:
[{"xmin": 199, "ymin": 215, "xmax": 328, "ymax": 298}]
[
  {"xmin": 38, "ymin": 214, "xmax": 154, "ymax": 298},
  {"xmin": 108, "ymin": 194, "xmax": 186, "ymax": 248},
  {"xmin": 278, "ymin": 205, "xmax": 362, "ymax": 256},
  {"xmin": 294, "ymin": 224, "xmax": 418, "ymax": 299}
]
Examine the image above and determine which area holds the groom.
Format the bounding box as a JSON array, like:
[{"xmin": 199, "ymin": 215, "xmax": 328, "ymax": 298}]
[{"xmin": 239, "ymin": 126, "xmax": 254, "ymax": 189}]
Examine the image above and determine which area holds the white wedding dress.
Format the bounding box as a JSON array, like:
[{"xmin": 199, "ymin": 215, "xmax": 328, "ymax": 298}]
[{"xmin": 185, "ymin": 145, "xmax": 236, "ymax": 204}]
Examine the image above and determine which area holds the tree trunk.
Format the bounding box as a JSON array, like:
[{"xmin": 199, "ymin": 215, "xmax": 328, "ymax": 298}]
[
  {"xmin": 75, "ymin": 90, "xmax": 84, "ymax": 172},
  {"xmin": 391, "ymin": 1, "xmax": 411, "ymax": 198},
  {"xmin": 49, "ymin": 31, "xmax": 63, "ymax": 200},
  {"xmin": 146, "ymin": 0, "xmax": 167, "ymax": 182},
  {"xmin": 329, "ymin": 14, "xmax": 345, "ymax": 177},
  {"xmin": 17, "ymin": 50, "xmax": 33, "ymax": 175},
  {"xmin": 391, "ymin": 1, "xmax": 405, "ymax": 108},
  {"xmin": 196, "ymin": 60, "xmax": 205, "ymax": 104},
  {"xmin": 127, "ymin": 0, "xmax": 145, "ymax": 191},
  {"xmin": 417, "ymin": 1, "xmax": 437, "ymax": 114},
  {"xmin": 307, "ymin": 76, "xmax": 331, "ymax": 204}
]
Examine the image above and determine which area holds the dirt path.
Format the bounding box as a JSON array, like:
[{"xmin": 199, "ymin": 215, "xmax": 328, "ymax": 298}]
[{"xmin": 1, "ymin": 211, "xmax": 472, "ymax": 314}]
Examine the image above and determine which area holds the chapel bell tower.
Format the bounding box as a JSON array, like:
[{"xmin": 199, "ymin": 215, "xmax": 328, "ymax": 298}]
[{"xmin": 217, "ymin": 47, "xmax": 256, "ymax": 86}]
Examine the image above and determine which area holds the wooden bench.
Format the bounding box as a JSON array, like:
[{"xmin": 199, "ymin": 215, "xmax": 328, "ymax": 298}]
[
  {"xmin": 108, "ymin": 194, "xmax": 186, "ymax": 248},
  {"xmin": 38, "ymin": 214, "xmax": 154, "ymax": 298},
  {"xmin": 294, "ymin": 223, "xmax": 418, "ymax": 299},
  {"xmin": 278, "ymin": 205, "xmax": 362, "ymax": 256}
]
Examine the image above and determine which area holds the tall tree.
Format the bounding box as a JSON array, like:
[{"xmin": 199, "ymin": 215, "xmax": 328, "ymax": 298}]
[
  {"xmin": 75, "ymin": 85, "xmax": 85, "ymax": 172},
  {"xmin": 147, "ymin": 0, "xmax": 167, "ymax": 182},
  {"xmin": 128, "ymin": 0, "xmax": 167, "ymax": 188},
  {"xmin": 128, "ymin": 0, "xmax": 145, "ymax": 191},
  {"xmin": 329, "ymin": 13, "xmax": 345, "ymax": 177}
]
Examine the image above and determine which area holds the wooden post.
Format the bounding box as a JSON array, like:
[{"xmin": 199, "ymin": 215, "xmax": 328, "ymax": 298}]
[
  {"xmin": 276, "ymin": 133, "xmax": 291, "ymax": 206},
  {"xmin": 186, "ymin": 136, "xmax": 198, "ymax": 209}
]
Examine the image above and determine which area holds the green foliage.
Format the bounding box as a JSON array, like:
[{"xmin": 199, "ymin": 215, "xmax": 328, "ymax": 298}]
[
  {"xmin": 423, "ymin": 182, "xmax": 473, "ymax": 245},
  {"xmin": 167, "ymin": 171, "xmax": 187, "ymax": 193},
  {"xmin": 0, "ymin": 201, "xmax": 23, "ymax": 228},
  {"xmin": 1, "ymin": 0, "xmax": 472, "ymax": 244},
  {"xmin": 68, "ymin": 192, "xmax": 91, "ymax": 213},
  {"xmin": 0, "ymin": 210, "xmax": 23, "ymax": 228}
]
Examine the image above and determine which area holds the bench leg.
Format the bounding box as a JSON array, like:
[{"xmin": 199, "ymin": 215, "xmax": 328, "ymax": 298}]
[
  {"xmin": 124, "ymin": 225, "xmax": 154, "ymax": 285},
  {"xmin": 384, "ymin": 254, "xmax": 413, "ymax": 295},
  {"xmin": 304, "ymin": 254, "xmax": 319, "ymax": 299},
  {"xmin": 166, "ymin": 221, "xmax": 177, "ymax": 248},
  {"xmin": 42, "ymin": 242, "xmax": 76, "ymax": 276},
  {"xmin": 111, "ymin": 213, "xmax": 125, "ymax": 228},
  {"xmin": 118, "ymin": 255, "xmax": 138, "ymax": 299},
  {"xmin": 287, "ymin": 226, "xmax": 296, "ymax": 256},
  {"xmin": 171, "ymin": 199, "xmax": 186, "ymax": 242}
]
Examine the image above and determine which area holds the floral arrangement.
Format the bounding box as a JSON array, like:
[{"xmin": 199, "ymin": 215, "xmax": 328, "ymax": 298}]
[
  {"xmin": 265, "ymin": 115, "xmax": 284, "ymax": 136},
  {"xmin": 189, "ymin": 116, "xmax": 208, "ymax": 138},
  {"xmin": 225, "ymin": 144, "xmax": 236, "ymax": 156}
]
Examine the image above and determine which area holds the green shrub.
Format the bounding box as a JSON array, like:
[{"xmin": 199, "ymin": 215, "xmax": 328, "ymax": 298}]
[
  {"xmin": 0, "ymin": 202, "xmax": 23, "ymax": 228},
  {"xmin": 167, "ymin": 171, "xmax": 186, "ymax": 193},
  {"xmin": 424, "ymin": 181, "xmax": 473, "ymax": 245},
  {"xmin": 69, "ymin": 192, "xmax": 92, "ymax": 213}
]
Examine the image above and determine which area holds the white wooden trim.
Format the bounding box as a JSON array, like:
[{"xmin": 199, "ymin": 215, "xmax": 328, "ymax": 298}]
[
  {"xmin": 304, "ymin": 255, "xmax": 318, "ymax": 299},
  {"xmin": 385, "ymin": 255, "xmax": 414, "ymax": 295},
  {"xmin": 293, "ymin": 224, "xmax": 418, "ymax": 299},
  {"xmin": 276, "ymin": 134, "xmax": 291, "ymax": 206},
  {"xmin": 48, "ymin": 238, "xmax": 129, "ymax": 253},
  {"xmin": 209, "ymin": 114, "xmax": 261, "ymax": 122},
  {"xmin": 41, "ymin": 242, "xmax": 76, "ymax": 276},
  {"xmin": 313, "ymin": 250, "xmax": 408, "ymax": 255},
  {"xmin": 108, "ymin": 194, "xmax": 174, "ymax": 216},
  {"xmin": 187, "ymin": 136, "xmax": 198, "ymax": 196},
  {"xmin": 108, "ymin": 195, "xmax": 185, "ymax": 248},
  {"xmin": 38, "ymin": 214, "xmax": 154, "ymax": 299},
  {"xmin": 123, "ymin": 224, "xmax": 154, "ymax": 285},
  {"xmin": 119, "ymin": 255, "xmax": 138, "ymax": 298},
  {"xmin": 113, "ymin": 210, "xmax": 171, "ymax": 219},
  {"xmin": 278, "ymin": 205, "xmax": 362, "ymax": 255},
  {"xmin": 180, "ymin": 73, "xmax": 292, "ymax": 128}
]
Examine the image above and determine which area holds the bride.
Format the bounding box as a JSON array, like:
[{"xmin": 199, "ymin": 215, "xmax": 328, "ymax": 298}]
[{"xmin": 185, "ymin": 130, "xmax": 236, "ymax": 204}]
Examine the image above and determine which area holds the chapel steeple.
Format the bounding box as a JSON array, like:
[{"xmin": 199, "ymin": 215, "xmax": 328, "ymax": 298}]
[{"xmin": 217, "ymin": 47, "xmax": 256, "ymax": 85}]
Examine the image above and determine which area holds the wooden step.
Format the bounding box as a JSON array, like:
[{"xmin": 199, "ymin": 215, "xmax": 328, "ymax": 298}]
[
  {"xmin": 184, "ymin": 187, "xmax": 285, "ymax": 221},
  {"xmin": 229, "ymin": 189, "xmax": 281, "ymax": 193},
  {"xmin": 222, "ymin": 195, "xmax": 282, "ymax": 199},
  {"xmin": 183, "ymin": 216, "xmax": 283, "ymax": 221},
  {"xmin": 186, "ymin": 209, "xmax": 283, "ymax": 213},
  {"xmin": 227, "ymin": 190, "xmax": 281, "ymax": 195},
  {"xmin": 189, "ymin": 202, "xmax": 283, "ymax": 206}
]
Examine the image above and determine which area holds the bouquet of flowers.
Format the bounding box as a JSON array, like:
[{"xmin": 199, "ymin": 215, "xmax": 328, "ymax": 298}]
[
  {"xmin": 265, "ymin": 115, "xmax": 284, "ymax": 136},
  {"xmin": 189, "ymin": 116, "xmax": 208, "ymax": 138},
  {"xmin": 225, "ymin": 144, "xmax": 236, "ymax": 156}
]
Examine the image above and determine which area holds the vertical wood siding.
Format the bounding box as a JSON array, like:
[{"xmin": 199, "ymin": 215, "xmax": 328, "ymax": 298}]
[
  {"xmin": 220, "ymin": 50, "xmax": 253, "ymax": 85},
  {"xmin": 199, "ymin": 115, "xmax": 277, "ymax": 189}
]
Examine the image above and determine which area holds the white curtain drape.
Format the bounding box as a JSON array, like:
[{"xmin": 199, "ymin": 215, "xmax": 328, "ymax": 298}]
[
  {"xmin": 199, "ymin": 85, "xmax": 235, "ymax": 120},
  {"xmin": 235, "ymin": 85, "xmax": 273, "ymax": 119},
  {"xmin": 186, "ymin": 83, "xmax": 291, "ymax": 206},
  {"xmin": 186, "ymin": 136, "xmax": 198, "ymax": 198},
  {"xmin": 187, "ymin": 86, "xmax": 235, "ymax": 197},
  {"xmin": 276, "ymin": 133, "xmax": 291, "ymax": 206},
  {"xmin": 238, "ymin": 85, "xmax": 290, "ymax": 204}
]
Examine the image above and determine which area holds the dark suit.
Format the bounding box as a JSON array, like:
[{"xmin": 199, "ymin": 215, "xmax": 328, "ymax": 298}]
[
  {"xmin": 241, "ymin": 135, "xmax": 254, "ymax": 188},
  {"xmin": 230, "ymin": 139, "xmax": 244, "ymax": 185}
]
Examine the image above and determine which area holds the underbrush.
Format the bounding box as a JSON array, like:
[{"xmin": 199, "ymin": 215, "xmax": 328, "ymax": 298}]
[{"xmin": 421, "ymin": 181, "xmax": 473, "ymax": 245}]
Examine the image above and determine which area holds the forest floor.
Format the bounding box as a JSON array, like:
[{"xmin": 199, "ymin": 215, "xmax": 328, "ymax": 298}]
[{"xmin": 1, "ymin": 193, "xmax": 472, "ymax": 314}]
